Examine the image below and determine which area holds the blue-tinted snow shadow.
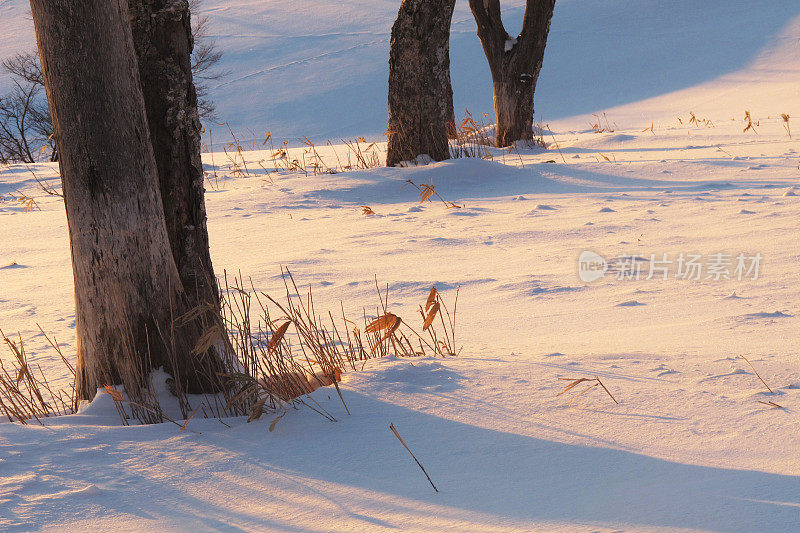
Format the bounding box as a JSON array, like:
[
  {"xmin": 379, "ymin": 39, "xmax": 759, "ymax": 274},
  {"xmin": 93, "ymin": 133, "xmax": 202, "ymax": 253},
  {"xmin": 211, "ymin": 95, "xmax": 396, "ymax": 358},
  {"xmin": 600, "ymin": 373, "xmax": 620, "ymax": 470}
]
[
  {"xmin": 299, "ymin": 158, "xmax": 795, "ymax": 206},
  {"xmin": 4, "ymin": 385, "xmax": 799, "ymax": 531},
  {"xmin": 476, "ymin": 0, "xmax": 800, "ymax": 122},
  {"xmin": 216, "ymin": 391, "xmax": 800, "ymax": 531},
  {"xmin": 210, "ymin": 0, "xmax": 800, "ymax": 140}
]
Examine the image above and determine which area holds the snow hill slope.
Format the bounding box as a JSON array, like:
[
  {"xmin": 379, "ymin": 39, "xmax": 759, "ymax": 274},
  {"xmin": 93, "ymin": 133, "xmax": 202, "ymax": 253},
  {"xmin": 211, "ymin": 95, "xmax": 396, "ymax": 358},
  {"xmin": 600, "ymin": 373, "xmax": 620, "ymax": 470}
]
[{"xmin": 3, "ymin": 1, "xmax": 800, "ymax": 532}]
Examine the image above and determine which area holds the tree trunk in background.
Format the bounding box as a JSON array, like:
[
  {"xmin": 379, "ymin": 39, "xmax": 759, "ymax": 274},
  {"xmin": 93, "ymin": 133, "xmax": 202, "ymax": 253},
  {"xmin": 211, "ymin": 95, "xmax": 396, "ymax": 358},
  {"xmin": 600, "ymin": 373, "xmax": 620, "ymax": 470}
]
[
  {"xmin": 469, "ymin": 0, "xmax": 556, "ymax": 147},
  {"xmin": 128, "ymin": 0, "xmax": 218, "ymax": 309},
  {"xmin": 386, "ymin": 0, "xmax": 456, "ymax": 167},
  {"xmin": 30, "ymin": 0, "xmax": 223, "ymax": 401}
]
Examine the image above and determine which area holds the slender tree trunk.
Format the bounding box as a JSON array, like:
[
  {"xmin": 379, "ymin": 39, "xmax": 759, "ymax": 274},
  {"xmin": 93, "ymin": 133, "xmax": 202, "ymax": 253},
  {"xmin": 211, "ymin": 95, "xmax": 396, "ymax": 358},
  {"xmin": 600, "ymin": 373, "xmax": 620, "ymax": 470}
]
[
  {"xmin": 30, "ymin": 0, "xmax": 222, "ymax": 401},
  {"xmin": 128, "ymin": 0, "xmax": 218, "ymax": 309},
  {"xmin": 469, "ymin": 0, "xmax": 555, "ymax": 147},
  {"xmin": 386, "ymin": 0, "xmax": 456, "ymax": 167}
]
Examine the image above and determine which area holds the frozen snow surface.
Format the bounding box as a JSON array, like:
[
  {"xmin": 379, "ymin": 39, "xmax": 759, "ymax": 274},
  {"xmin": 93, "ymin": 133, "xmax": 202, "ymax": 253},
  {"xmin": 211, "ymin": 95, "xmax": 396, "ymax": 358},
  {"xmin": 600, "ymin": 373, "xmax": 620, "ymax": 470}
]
[{"xmin": 3, "ymin": 0, "xmax": 800, "ymax": 531}]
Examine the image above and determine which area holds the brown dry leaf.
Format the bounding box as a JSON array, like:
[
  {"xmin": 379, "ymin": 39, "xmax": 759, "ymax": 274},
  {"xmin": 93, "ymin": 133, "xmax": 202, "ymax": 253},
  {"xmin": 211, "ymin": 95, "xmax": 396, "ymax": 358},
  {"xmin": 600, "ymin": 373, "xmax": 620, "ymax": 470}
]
[
  {"xmin": 423, "ymin": 301, "xmax": 440, "ymax": 332},
  {"xmin": 103, "ymin": 385, "xmax": 124, "ymax": 402},
  {"xmin": 376, "ymin": 315, "xmax": 403, "ymax": 345},
  {"xmin": 556, "ymin": 377, "xmax": 592, "ymax": 396},
  {"xmin": 192, "ymin": 324, "xmax": 222, "ymax": 355},
  {"xmin": 16, "ymin": 361, "xmax": 27, "ymax": 385},
  {"xmin": 248, "ymin": 397, "xmax": 267, "ymax": 422},
  {"xmin": 425, "ymin": 287, "xmax": 438, "ymax": 311},
  {"xmin": 269, "ymin": 412, "xmax": 286, "ymax": 432},
  {"xmin": 268, "ymin": 321, "xmax": 291, "ymax": 353},
  {"xmin": 225, "ymin": 384, "xmax": 255, "ymax": 410},
  {"xmin": 361, "ymin": 205, "xmax": 375, "ymax": 215},
  {"xmin": 419, "ymin": 184, "xmax": 435, "ymax": 203},
  {"xmin": 366, "ymin": 313, "xmax": 399, "ymax": 333}
]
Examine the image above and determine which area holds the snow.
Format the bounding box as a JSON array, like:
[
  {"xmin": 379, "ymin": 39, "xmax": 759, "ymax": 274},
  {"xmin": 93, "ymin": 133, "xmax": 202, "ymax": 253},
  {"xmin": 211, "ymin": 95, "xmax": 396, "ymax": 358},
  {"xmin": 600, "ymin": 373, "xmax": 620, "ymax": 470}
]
[{"xmin": 3, "ymin": 0, "xmax": 800, "ymax": 531}]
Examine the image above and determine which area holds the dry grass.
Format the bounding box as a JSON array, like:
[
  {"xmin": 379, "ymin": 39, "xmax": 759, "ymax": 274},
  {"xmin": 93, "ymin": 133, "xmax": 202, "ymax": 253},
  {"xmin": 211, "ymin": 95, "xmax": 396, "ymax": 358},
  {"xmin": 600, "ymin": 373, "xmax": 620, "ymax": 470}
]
[
  {"xmin": 217, "ymin": 269, "xmax": 460, "ymax": 422},
  {"xmin": 404, "ymin": 178, "xmax": 462, "ymax": 209},
  {"xmin": 781, "ymin": 113, "xmax": 791, "ymax": 138},
  {"xmin": 590, "ymin": 112, "xmax": 616, "ymax": 133},
  {"xmin": 557, "ymin": 375, "xmax": 618, "ymax": 405},
  {"xmin": 201, "ymin": 126, "xmax": 386, "ymax": 190},
  {"xmin": 1, "ymin": 270, "xmax": 460, "ymax": 426},
  {"xmin": 743, "ymin": 110, "xmax": 758, "ymax": 134},
  {"xmin": 0, "ymin": 190, "xmax": 40, "ymax": 212},
  {"xmin": 0, "ymin": 328, "xmax": 74, "ymax": 423},
  {"xmin": 389, "ymin": 422, "xmax": 438, "ymax": 492},
  {"xmin": 740, "ymin": 355, "xmax": 773, "ymax": 394},
  {"xmin": 678, "ymin": 112, "xmax": 714, "ymax": 128},
  {"xmin": 449, "ymin": 110, "xmax": 493, "ymax": 159}
]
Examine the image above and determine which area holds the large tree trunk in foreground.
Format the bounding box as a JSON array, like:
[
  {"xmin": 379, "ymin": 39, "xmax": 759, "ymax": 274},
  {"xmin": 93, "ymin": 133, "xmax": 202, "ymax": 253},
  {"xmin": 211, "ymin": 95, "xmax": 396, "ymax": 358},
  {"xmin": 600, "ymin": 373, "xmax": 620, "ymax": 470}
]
[
  {"xmin": 469, "ymin": 0, "xmax": 555, "ymax": 147},
  {"xmin": 386, "ymin": 0, "xmax": 456, "ymax": 167},
  {"xmin": 129, "ymin": 0, "xmax": 218, "ymax": 309},
  {"xmin": 30, "ymin": 0, "xmax": 223, "ymax": 401}
]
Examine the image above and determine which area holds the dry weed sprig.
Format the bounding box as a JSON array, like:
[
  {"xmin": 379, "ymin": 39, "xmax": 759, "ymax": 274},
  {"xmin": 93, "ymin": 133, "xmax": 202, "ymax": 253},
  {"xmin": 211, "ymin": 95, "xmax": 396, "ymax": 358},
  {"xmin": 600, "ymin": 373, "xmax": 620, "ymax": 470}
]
[
  {"xmin": 743, "ymin": 111, "xmax": 758, "ymax": 134},
  {"xmin": 389, "ymin": 422, "xmax": 438, "ymax": 492},
  {"xmin": 546, "ymin": 124, "xmax": 566, "ymax": 164},
  {"xmin": 405, "ymin": 179, "xmax": 462, "ymax": 209},
  {"xmin": 780, "ymin": 114, "xmax": 791, "ymax": 139},
  {"xmin": 557, "ymin": 375, "xmax": 618, "ymax": 405},
  {"xmin": 26, "ymin": 166, "xmax": 62, "ymax": 197},
  {"xmin": 740, "ymin": 355, "xmax": 773, "ymax": 393}
]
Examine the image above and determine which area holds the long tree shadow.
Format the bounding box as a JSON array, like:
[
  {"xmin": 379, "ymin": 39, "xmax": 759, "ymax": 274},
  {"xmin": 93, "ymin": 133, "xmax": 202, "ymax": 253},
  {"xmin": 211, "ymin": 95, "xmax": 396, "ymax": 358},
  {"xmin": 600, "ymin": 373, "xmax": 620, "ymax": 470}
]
[
  {"xmin": 452, "ymin": 0, "xmax": 800, "ymax": 121},
  {"xmin": 300, "ymin": 158, "xmax": 793, "ymax": 206},
  {"xmin": 201, "ymin": 1, "xmax": 800, "ymax": 140},
  {"xmin": 2, "ymin": 382, "xmax": 799, "ymax": 531},
  {"xmin": 225, "ymin": 389, "xmax": 800, "ymax": 531}
]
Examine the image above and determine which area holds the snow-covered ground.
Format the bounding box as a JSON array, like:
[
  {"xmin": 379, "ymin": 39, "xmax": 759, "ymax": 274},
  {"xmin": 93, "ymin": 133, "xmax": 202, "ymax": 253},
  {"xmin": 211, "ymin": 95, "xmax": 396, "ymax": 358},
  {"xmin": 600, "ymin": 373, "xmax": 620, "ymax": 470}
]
[{"xmin": 3, "ymin": 1, "xmax": 800, "ymax": 531}]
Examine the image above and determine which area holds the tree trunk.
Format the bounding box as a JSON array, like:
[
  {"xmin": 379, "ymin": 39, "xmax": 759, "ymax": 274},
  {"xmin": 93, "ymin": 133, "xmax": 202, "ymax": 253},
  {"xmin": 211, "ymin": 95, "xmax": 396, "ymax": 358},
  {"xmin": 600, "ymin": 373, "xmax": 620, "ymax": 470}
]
[
  {"xmin": 469, "ymin": 0, "xmax": 555, "ymax": 147},
  {"xmin": 128, "ymin": 0, "xmax": 218, "ymax": 309},
  {"xmin": 30, "ymin": 0, "xmax": 223, "ymax": 402},
  {"xmin": 386, "ymin": 0, "xmax": 456, "ymax": 167}
]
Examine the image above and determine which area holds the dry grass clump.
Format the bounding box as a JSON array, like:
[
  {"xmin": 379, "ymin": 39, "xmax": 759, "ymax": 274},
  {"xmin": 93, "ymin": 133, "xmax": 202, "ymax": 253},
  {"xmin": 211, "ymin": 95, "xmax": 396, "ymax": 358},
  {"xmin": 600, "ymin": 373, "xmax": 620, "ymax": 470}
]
[
  {"xmin": 0, "ymin": 270, "xmax": 460, "ymax": 426},
  {"xmin": 449, "ymin": 111, "xmax": 493, "ymax": 159},
  {"xmin": 0, "ymin": 328, "xmax": 74, "ymax": 423},
  {"xmin": 0, "ymin": 191, "xmax": 40, "ymax": 212},
  {"xmin": 203, "ymin": 126, "xmax": 385, "ymax": 189},
  {"xmin": 220, "ymin": 270, "xmax": 459, "ymax": 423},
  {"xmin": 590, "ymin": 112, "xmax": 616, "ymax": 133},
  {"xmin": 678, "ymin": 111, "xmax": 714, "ymax": 128}
]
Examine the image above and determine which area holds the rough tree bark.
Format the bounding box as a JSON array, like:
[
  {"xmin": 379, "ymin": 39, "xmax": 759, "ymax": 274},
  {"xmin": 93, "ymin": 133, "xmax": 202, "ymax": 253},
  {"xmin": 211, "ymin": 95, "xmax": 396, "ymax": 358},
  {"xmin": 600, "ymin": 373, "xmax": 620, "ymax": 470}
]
[
  {"xmin": 386, "ymin": 0, "xmax": 456, "ymax": 167},
  {"xmin": 469, "ymin": 0, "xmax": 556, "ymax": 147},
  {"xmin": 128, "ymin": 0, "xmax": 218, "ymax": 309},
  {"xmin": 30, "ymin": 0, "xmax": 223, "ymax": 401}
]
